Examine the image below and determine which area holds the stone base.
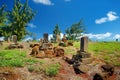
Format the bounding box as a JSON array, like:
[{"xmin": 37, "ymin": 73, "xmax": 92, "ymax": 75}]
[
  {"xmin": 79, "ymin": 51, "xmax": 91, "ymax": 58},
  {"xmin": 81, "ymin": 58, "xmax": 93, "ymax": 64}
]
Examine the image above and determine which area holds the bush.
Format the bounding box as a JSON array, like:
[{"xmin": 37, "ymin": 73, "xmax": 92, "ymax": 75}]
[
  {"xmin": 28, "ymin": 66, "xmax": 35, "ymax": 72},
  {"xmin": 45, "ymin": 63, "xmax": 60, "ymax": 77}
]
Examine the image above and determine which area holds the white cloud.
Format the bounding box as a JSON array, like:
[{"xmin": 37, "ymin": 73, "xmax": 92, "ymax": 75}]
[
  {"xmin": 64, "ymin": 0, "xmax": 71, "ymax": 2},
  {"xmin": 33, "ymin": 0, "xmax": 54, "ymax": 5},
  {"xmin": 95, "ymin": 17, "xmax": 107, "ymax": 24},
  {"xmin": 114, "ymin": 34, "xmax": 120, "ymax": 39},
  {"xmin": 27, "ymin": 23, "xmax": 36, "ymax": 28},
  {"xmin": 22, "ymin": 37, "xmax": 33, "ymax": 42},
  {"xmin": 48, "ymin": 33, "xmax": 64, "ymax": 41},
  {"xmin": 95, "ymin": 11, "xmax": 119, "ymax": 24},
  {"xmin": 0, "ymin": 37, "xmax": 4, "ymax": 41},
  {"xmin": 107, "ymin": 11, "xmax": 119, "ymax": 21},
  {"xmin": 82, "ymin": 32, "xmax": 112, "ymax": 39}
]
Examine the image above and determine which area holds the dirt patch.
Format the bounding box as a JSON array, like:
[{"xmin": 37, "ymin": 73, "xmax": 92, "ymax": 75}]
[{"xmin": 0, "ymin": 67, "xmax": 21, "ymax": 80}]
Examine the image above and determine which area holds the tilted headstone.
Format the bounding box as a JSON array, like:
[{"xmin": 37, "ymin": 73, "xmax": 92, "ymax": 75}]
[
  {"xmin": 13, "ymin": 35, "xmax": 17, "ymax": 44},
  {"xmin": 80, "ymin": 36, "xmax": 88, "ymax": 52},
  {"xmin": 43, "ymin": 33, "xmax": 48, "ymax": 43}
]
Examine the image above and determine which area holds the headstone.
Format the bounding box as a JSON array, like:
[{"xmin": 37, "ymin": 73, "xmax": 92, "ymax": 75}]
[
  {"xmin": 63, "ymin": 34, "xmax": 66, "ymax": 39},
  {"xmin": 56, "ymin": 34, "xmax": 60, "ymax": 43},
  {"xmin": 43, "ymin": 33, "xmax": 48, "ymax": 43},
  {"xmin": 80, "ymin": 36, "xmax": 88, "ymax": 52},
  {"xmin": 7, "ymin": 37, "xmax": 10, "ymax": 43},
  {"xmin": 12, "ymin": 35, "xmax": 17, "ymax": 44}
]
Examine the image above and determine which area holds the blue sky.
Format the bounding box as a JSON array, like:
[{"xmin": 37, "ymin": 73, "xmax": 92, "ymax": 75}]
[{"xmin": 0, "ymin": 0, "xmax": 120, "ymax": 41}]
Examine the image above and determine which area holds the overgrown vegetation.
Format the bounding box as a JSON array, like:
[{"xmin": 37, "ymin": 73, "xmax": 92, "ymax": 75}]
[{"xmin": 45, "ymin": 63, "xmax": 60, "ymax": 77}]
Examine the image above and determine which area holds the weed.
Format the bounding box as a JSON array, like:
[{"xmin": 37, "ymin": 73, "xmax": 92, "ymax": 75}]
[
  {"xmin": 45, "ymin": 63, "xmax": 60, "ymax": 77},
  {"xmin": 28, "ymin": 66, "xmax": 35, "ymax": 72}
]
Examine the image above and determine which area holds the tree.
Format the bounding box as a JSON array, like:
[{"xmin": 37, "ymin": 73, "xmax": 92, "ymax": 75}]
[
  {"xmin": 0, "ymin": 0, "xmax": 35, "ymax": 40},
  {"xmin": 53, "ymin": 24, "xmax": 61, "ymax": 41},
  {"xmin": 66, "ymin": 19, "xmax": 85, "ymax": 40},
  {"xmin": 8, "ymin": 0, "xmax": 35, "ymax": 40},
  {"xmin": 0, "ymin": 5, "xmax": 8, "ymax": 36}
]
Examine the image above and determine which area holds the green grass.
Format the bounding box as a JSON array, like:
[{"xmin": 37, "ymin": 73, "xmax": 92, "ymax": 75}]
[
  {"xmin": 0, "ymin": 50, "xmax": 26, "ymax": 67},
  {"xmin": 73, "ymin": 41, "xmax": 80, "ymax": 48},
  {"xmin": 64, "ymin": 47, "xmax": 77, "ymax": 55},
  {"xmin": 45, "ymin": 63, "xmax": 60, "ymax": 77},
  {"xmin": 0, "ymin": 50, "xmax": 40, "ymax": 67},
  {"xmin": 88, "ymin": 42, "xmax": 120, "ymax": 66}
]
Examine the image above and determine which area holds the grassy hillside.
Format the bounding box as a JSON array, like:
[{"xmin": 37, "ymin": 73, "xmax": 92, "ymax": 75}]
[{"xmin": 88, "ymin": 42, "xmax": 120, "ymax": 66}]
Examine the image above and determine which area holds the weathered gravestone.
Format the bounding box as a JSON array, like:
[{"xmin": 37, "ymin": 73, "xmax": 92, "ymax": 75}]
[
  {"xmin": 43, "ymin": 33, "xmax": 48, "ymax": 43},
  {"xmin": 80, "ymin": 36, "xmax": 88, "ymax": 52},
  {"xmin": 79, "ymin": 36, "xmax": 91, "ymax": 58},
  {"xmin": 12, "ymin": 35, "xmax": 17, "ymax": 44}
]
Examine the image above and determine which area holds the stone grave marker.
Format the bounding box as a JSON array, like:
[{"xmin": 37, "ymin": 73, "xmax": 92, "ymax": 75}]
[
  {"xmin": 43, "ymin": 33, "xmax": 48, "ymax": 43},
  {"xmin": 12, "ymin": 35, "xmax": 17, "ymax": 44},
  {"xmin": 80, "ymin": 36, "xmax": 88, "ymax": 52},
  {"xmin": 56, "ymin": 34, "xmax": 60, "ymax": 43}
]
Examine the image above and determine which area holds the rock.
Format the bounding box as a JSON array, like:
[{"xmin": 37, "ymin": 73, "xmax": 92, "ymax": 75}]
[
  {"xmin": 101, "ymin": 64, "xmax": 114, "ymax": 76},
  {"xmin": 36, "ymin": 51, "xmax": 45, "ymax": 58},
  {"xmin": 64, "ymin": 57, "xmax": 75, "ymax": 64},
  {"xmin": 78, "ymin": 64, "xmax": 89, "ymax": 73},
  {"xmin": 18, "ymin": 45, "xmax": 24, "ymax": 48},
  {"xmin": 62, "ymin": 38, "xmax": 67, "ymax": 43},
  {"xmin": 53, "ymin": 47, "xmax": 64, "ymax": 57},
  {"xmin": 93, "ymin": 73, "xmax": 104, "ymax": 80},
  {"xmin": 8, "ymin": 44, "xmax": 17, "ymax": 49}
]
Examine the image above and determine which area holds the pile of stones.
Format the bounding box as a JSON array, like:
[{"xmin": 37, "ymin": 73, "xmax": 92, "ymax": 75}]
[{"xmin": 64, "ymin": 36, "xmax": 114, "ymax": 80}]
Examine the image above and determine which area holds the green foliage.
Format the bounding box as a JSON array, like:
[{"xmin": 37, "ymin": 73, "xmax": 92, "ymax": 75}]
[
  {"xmin": 0, "ymin": 0, "xmax": 35, "ymax": 40},
  {"xmin": 0, "ymin": 5, "xmax": 8, "ymax": 36},
  {"xmin": 0, "ymin": 5, "xmax": 7, "ymax": 27},
  {"xmin": 66, "ymin": 19, "xmax": 85, "ymax": 40},
  {"xmin": 53, "ymin": 24, "xmax": 61, "ymax": 41},
  {"xmin": 45, "ymin": 63, "xmax": 60, "ymax": 77}
]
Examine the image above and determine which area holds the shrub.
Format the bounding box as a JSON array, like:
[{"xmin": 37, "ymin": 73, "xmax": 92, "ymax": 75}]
[
  {"xmin": 28, "ymin": 66, "xmax": 35, "ymax": 72},
  {"xmin": 45, "ymin": 63, "xmax": 60, "ymax": 77}
]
